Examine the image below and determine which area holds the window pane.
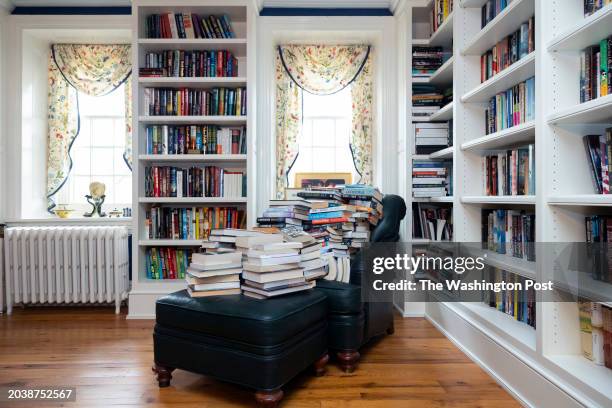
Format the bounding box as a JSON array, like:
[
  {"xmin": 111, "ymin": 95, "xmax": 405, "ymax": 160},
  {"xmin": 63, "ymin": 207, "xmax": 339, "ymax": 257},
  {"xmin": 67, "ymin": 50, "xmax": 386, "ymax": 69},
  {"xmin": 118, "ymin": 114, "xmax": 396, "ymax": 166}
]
[
  {"xmin": 335, "ymin": 119, "xmax": 351, "ymax": 147},
  {"xmin": 78, "ymin": 120, "xmax": 92, "ymax": 146},
  {"xmin": 71, "ymin": 147, "xmax": 91, "ymax": 175},
  {"xmin": 114, "ymin": 176, "xmax": 132, "ymax": 205},
  {"xmin": 311, "ymin": 147, "xmax": 335, "ymax": 171},
  {"xmin": 114, "ymin": 147, "xmax": 130, "ymax": 175},
  {"xmin": 90, "ymin": 148, "xmax": 115, "ymax": 175},
  {"xmin": 301, "ymin": 119, "xmax": 313, "ymax": 147},
  {"xmin": 312, "ymin": 119, "xmax": 335, "ymax": 147},
  {"xmin": 113, "ymin": 119, "xmax": 125, "ymax": 146},
  {"xmin": 91, "ymin": 119, "xmax": 116, "ymax": 147},
  {"xmin": 73, "ymin": 176, "xmax": 93, "ymax": 201}
]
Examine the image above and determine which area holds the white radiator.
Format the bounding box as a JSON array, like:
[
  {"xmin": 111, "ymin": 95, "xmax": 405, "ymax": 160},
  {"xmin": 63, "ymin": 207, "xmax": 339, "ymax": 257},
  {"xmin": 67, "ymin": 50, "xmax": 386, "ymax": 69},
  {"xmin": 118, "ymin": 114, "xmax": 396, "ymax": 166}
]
[{"xmin": 3, "ymin": 226, "xmax": 130, "ymax": 314}]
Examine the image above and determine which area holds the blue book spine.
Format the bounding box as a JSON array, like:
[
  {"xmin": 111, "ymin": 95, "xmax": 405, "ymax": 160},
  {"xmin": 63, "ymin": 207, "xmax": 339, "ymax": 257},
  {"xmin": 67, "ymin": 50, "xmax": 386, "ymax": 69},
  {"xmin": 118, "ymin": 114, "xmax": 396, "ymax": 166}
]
[{"xmin": 309, "ymin": 211, "xmax": 344, "ymax": 220}]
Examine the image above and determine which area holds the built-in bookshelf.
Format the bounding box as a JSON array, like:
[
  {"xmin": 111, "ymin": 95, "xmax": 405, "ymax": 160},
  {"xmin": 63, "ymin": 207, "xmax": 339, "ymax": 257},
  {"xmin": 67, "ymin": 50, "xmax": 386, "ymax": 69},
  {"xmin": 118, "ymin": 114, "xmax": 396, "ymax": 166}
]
[
  {"xmin": 128, "ymin": 0, "xmax": 255, "ymax": 318},
  {"xmin": 399, "ymin": 0, "xmax": 612, "ymax": 406}
]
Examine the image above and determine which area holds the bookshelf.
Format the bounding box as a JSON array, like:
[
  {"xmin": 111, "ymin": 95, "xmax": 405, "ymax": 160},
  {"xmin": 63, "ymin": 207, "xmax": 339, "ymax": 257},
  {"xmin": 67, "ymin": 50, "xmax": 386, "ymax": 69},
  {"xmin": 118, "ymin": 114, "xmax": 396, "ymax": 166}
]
[
  {"xmin": 404, "ymin": 0, "xmax": 612, "ymax": 406},
  {"xmin": 128, "ymin": 0, "xmax": 256, "ymax": 319}
]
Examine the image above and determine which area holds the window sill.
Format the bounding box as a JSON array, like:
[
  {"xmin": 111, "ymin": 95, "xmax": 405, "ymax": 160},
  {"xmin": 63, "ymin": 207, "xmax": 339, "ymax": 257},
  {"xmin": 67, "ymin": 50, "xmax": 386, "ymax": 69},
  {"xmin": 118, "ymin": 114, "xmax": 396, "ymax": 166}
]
[{"xmin": 4, "ymin": 217, "xmax": 133, "ymax": 226}]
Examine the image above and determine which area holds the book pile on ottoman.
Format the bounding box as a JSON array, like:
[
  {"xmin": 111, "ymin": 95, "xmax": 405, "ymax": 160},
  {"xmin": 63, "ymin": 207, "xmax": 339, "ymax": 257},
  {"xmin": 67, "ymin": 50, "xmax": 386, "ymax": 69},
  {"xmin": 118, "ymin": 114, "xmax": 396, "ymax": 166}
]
[{"xmin": 186, "ymin": 251, "xmax": 242, "ymax": 297}]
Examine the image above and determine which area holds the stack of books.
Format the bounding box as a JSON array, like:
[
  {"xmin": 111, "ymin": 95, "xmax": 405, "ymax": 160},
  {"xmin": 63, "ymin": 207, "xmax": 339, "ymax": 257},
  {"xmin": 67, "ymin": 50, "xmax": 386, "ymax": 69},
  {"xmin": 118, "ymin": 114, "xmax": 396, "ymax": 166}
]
[
  {"xmin": 145, "ymin": 13, "xmax": 235, "ymax": 39},
  {"xmin": 583, "ymin": 132, "xmax": 612, "ymax": 194},
  {"xmin": 413, "ymin": 160, "xmax": 449, "ymax": 198},
  {"xmin": 578, "ymin": 301, "xmax": 612, "ymax": 371},
  {"xmin": 412, "ymin": 84, "xmax": 444, "ymax": 120},
  {"xmin": 140, "ymin": 50, "xmax": 239, "ymax": 78},
  {"xmin": 480, "ymin": 17, "xmax": 535, "ymax": 83},
  {"xmin": 186, "ymin": 251, "xmax": 242, "ymax": 297},
  {"xmin": 485, "ymin": 77, "xmax": 535, "ymax": 135},
  {"xmin": 483, "ymin": 144, "xmax": 536, "ymax": 196},
  {"xmin": 144, "ymin": 125, "xmax": 246, "ymax": 155},
  {"xmin": 412, "ymin": 46, "xmax": 446, "ymax": 78},
  {"xmin": 414, "ymin": 122, "xmax": 450, "ymax": 155},
  {"xmin": 144, "ymin": 165, "xmax": 246, "ymax": 198},
  {"xmin": 580, "ymin": 37, "xmax": 612, "ymax": 103},
  {"xmin": 238, "ymin": 233, "xmax": 315, "ymax": 299},
  {"xmin": 256, "ymin": 199, "xmax": 312, "ymax": 228},
  {"xmin": 412, "ymin": 204, "xmax": 452, "ymax": 241},
  {"xmin": 482, "ymin": 209, "xmax": 536, "ymax": 261}
]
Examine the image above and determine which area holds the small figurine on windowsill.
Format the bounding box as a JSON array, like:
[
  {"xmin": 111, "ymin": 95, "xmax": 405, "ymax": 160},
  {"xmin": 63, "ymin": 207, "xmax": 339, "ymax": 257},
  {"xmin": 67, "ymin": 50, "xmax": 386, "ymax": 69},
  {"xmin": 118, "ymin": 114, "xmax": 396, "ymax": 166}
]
[{"xmin": 84, "ymin": 181, "xmax": 107, "ymax": 217}]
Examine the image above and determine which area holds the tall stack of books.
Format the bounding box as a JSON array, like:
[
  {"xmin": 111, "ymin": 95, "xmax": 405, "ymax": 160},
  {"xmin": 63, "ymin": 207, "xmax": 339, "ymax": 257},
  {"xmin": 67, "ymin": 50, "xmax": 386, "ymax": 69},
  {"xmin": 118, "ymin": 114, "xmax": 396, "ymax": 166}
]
[
  {"xmin": 412, "ymin": 84, "xmax": 444, "ymax": 120},
  {"xmin": 480, "ymin": 17, "xmax": 535, "ymax": 83},
  {"xmin": 414, "ymin": 122, "xmax": 450, "ymax": 155},
  {"xmin": 412, "ymin": 204, "xmax": 452, "ymax": 241},
  {"xmin": 413, "ymin": 160, "xmax": 449, "ymax": 198},
  {"xmin": 482, "ymin": 209, "xmax": 536, "ymax": 261},
  {"xmin": 412, "ymin": 46, "xmax": 445, "ymax": 78},
  {"xmin": 238, "ymin": 233, "xmax": 315, "ymax": 298},
  {"xmin": 580, "ymin": 37, "xmax": 612, "ymax": 103},
  {"xmin": 485, "ymin": 77, "xmax": 535, "ymax": 134},
  {"xmin": 256, "ymin": 199, "xmax": 312, "ymax": 228},
  {"xmin": 482, "ymin": 144, "xmax": 536, "ymax": 196},
  {"xmin": 186, "ymin": 251, "xmax": 242, "ymax": 297}
]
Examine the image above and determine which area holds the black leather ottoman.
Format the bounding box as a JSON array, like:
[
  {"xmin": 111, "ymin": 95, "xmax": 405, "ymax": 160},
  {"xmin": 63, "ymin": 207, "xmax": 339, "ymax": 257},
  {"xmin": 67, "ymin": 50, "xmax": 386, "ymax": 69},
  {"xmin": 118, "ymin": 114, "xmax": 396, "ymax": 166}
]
[{"xmin": 152, "ymin": 289, "xmax": 329, "ymax": 407}]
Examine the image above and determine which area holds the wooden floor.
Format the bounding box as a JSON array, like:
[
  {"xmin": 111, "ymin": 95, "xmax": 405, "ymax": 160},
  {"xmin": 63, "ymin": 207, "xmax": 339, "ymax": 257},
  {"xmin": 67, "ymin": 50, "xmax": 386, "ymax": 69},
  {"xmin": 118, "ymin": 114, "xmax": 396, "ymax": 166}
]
[{"xmin": 0, "ymin": 307, "xmax": 520, "ymax": 407}]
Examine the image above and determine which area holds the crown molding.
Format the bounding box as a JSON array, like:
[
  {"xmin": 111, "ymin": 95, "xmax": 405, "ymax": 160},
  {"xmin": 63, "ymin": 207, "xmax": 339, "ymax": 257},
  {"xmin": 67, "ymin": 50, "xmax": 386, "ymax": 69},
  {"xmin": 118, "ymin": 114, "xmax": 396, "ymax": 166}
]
[{"xmin": 390, "ymin": 0, "xmax": 402, "ymax": 13}]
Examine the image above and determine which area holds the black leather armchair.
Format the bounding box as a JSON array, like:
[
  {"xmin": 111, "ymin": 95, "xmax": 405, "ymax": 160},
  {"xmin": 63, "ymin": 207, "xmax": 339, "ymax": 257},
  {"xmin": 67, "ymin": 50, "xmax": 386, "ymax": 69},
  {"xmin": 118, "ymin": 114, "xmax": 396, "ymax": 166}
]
[{"xmin": 314, "ymin": 194, "xmax": 407, "ymax": 372}]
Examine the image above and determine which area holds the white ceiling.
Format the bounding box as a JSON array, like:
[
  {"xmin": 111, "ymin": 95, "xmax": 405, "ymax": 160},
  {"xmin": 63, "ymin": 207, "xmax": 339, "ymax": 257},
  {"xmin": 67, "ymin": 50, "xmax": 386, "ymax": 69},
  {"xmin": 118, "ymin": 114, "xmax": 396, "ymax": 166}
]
[{"xmin": 9, "ymin": 0, "xmax": 400, "ymax": 9}]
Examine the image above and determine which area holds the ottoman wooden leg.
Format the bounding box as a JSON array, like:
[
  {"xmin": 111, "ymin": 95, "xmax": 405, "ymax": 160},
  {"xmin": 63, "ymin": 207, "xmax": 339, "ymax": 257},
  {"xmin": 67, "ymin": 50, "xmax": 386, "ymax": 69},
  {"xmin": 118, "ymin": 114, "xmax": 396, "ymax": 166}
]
[
  {"xmin": 152, "ymin": 363, "xmax": 175, "ymax": 388},
  {"xmin": 337, "ymin": 350, "xmax": 360, "ymax": 373},
  {"xmin": 313, "ymin": 352, "xmax": 329, "ymax": 376},
  {"xmin": 254, "ymin": 389, "xmax": 283, "ymax": 407}
]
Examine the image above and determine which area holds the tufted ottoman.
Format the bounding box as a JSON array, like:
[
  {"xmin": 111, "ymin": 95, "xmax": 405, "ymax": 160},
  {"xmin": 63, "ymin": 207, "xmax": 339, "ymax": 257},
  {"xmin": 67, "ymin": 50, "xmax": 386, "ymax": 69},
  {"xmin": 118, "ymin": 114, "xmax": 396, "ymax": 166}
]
[{"xmin": 152, "ymin": 289, "xmax": 329, "ymax": 407}]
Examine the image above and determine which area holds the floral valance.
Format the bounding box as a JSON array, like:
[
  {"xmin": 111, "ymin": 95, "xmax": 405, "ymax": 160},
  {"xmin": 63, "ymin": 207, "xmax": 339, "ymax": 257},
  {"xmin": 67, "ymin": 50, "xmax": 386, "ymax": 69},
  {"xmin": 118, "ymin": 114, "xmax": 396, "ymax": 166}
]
[
  {"xmin": 52, "ymin": 44, "xmax": 132, "ymax": 96},
  {"xmin": 278, "ymin": 45, "xmax": 370, "ymax": 95}
]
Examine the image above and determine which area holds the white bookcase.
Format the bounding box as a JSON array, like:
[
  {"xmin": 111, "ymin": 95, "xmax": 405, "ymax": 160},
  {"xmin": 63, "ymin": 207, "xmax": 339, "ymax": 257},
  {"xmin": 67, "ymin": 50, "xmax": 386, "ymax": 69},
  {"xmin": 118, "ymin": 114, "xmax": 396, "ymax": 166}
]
[
  {"xmin": 397, "ymin": 0, "xmax": 612, "ymax": 406},
  {"xmin": 128, "ymin": 0, "xmax": 257, "ymax": 318}
]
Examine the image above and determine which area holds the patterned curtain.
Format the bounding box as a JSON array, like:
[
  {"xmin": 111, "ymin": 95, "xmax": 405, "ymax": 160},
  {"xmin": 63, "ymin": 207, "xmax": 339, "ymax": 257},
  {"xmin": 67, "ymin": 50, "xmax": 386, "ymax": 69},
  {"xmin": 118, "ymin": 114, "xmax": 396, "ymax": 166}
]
[
  {"xmin": 350, "ymin": 53, "xmax": 373, "ymax": 184},
  {"xmin": 46, "ymin": 44, "xmax": 132, "ymax": 212},
  {"xmin": 275, "ymin": 44, "xmax": 374, "ymax": 196},
  {"xmin": 275, "ymin": 51, "xmax": 302, "ymax": 199}
]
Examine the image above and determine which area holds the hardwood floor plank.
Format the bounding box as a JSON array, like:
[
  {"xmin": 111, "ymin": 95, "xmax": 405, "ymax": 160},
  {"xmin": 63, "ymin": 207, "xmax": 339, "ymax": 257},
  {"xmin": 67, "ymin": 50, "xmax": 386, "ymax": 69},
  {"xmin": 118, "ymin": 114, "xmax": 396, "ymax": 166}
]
[{"xmin": 0, "ymin": 308, "xmax": 519, "ymax": 407}]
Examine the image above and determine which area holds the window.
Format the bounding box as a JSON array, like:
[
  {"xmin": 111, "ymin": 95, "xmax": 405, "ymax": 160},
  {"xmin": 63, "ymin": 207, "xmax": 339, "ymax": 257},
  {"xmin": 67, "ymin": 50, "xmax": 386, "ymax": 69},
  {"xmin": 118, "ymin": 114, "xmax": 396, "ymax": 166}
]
[
  {"xmin": 288, "ymin": 86, "xmax": 357, "ymax": 187},
  {"xmin": 55, "ymin": 85, "xmax": 132, "ymax": 213}
]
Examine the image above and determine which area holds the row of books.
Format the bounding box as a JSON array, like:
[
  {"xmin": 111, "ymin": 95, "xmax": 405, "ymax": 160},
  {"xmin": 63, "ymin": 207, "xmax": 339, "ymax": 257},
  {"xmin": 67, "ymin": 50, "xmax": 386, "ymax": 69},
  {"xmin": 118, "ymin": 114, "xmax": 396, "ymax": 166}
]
[
  {"xmin": 144, "ymin": 87, "xmax": 246, "ymax": 116},
  {"xmin": 145, "ymin": 247, "xmax": 191, "ymax": 280},
  {"xmin": 584, "ymin": 131, "xmax": 612, "ymax": 194},
  {"xmin": 413, "ymin": 160, "xmax": 451, "ymax": 198},
  {"xmin": 414, "ymin": 122, "xmax": 450, "ymax": 155},
  {"xmin": 480, "ymin": 16, "xmax": 535, "ymax": 83},
  {"xmin": 584, "ymin": 0, "xmax": 612, "ymax": 17},
  {"xmin": 412, "ymin": 46, "xmax": 450, "ymax": 78},
  {"xmin": 579, "ymin": 37, "xmax": 612, "ymax": 103},
  {"xmin": 140, "ymin": 50, "xmax": 239, "ymax": 78},
  {"xmin": 482, "ymin": 145, "xmax": 535, "ymax": 196},
  {"xmin": 481, "ymin": 0, "xmax": 511, "ymax": 28},
  {"xmin": 412, "ymin": 204, "xmax": 453, "ymax": 241},
  {"xmin": 482, "ymin": 209, "xmax": 536, "ymax": 261},
  {"xmin": 145, "ymin": 13, "xmax": 235, "ymax": 39},
  {"xmin": 578, "ymin": 301, "xmax": 612, "ymax": 371},
  {"xmin": 430, "ymin": 0, "xmax": 454, "ymax": 35},
  {"xmin": 145, "ymin": 125, "xmax": 246, "ymax": 155},
  {"xmin": 144, "ymin": 166, "xmax": 246, "ymax": 198},
  {"xmin": 485, "ymin": 76, "xmax": 535, "ymax": 135},
  {"xmin": 585, "ymin": 215, "xmax": 612, "ymax": 283},
  {"xmin": 483, "ymin": 269, "xmax": 536, "ymax": 329},
  {"xmin": 145, "ymin": 207, "xmax": 246, "ymax": 241}
]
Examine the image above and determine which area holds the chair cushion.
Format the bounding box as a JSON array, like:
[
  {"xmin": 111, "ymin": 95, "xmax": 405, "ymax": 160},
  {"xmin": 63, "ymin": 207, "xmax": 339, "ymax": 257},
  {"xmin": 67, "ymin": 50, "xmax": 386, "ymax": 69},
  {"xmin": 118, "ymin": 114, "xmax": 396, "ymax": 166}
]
[
  {"xmin": 156, "ymin": 289, "xmax": 327, "ymax": 347},
  {"xmin": 314, "ymin": 280, "xmax": 362, "ymax": 314}
]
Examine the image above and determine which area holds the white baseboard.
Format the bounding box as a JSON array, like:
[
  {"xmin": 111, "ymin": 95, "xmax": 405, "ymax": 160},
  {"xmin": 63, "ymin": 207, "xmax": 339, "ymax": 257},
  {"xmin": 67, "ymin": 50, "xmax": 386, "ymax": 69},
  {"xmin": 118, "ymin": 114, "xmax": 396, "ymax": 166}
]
[{"xmin": 426, "ymin": 302, "xmax": 583, "ymax": 408}]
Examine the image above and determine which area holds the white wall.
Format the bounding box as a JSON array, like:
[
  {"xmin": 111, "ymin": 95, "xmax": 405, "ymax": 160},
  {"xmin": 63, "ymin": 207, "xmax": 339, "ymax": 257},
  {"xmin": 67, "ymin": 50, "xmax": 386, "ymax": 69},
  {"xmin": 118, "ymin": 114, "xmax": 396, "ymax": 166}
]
[
  {"xmin": 3, "ymin": 14, "xmax": 131, "ymax": 220},
  {"xmin": 255, "ymin": 15, "xmax": 398, "ymax": 215}
]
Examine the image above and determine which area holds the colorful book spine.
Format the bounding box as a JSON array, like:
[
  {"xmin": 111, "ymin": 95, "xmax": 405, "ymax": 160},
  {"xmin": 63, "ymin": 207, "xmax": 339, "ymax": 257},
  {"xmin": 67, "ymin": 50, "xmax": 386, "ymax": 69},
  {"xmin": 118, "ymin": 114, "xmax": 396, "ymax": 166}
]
[
  {"xmin": 143, "ymin": 87, "xmax": 247, "ymax": 116},
  {"xmin": 140, "ymin": 50, "xmax": 239, "ymax": 78},
  {"xmin": 484, "ymin": 77, "xmax": 535, "ymax": 135},
  {"xmin": 145, "ymin": 247, "xmax": 192, "ymax": 280},
  {"xmin": 146, "ymin": 13, "xmax": 235, "ymax": 39},
  {"xmin": 145, "ymin": 125, "xmax": 246, "ymax": 155},
  {"xmin": 483, "ymin": 145, "xmax": 535, "ymax": 196},
  {"xmin": 144, "ymin": 165, "xmax": 245, "ymax": 198},
  {"xmin": 481, "ymin": 209, "xmax": 536, "ymax": 261},
  {"xmin": 145, "ymin": 206, "xmax": 246, "ymax": 240}
]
